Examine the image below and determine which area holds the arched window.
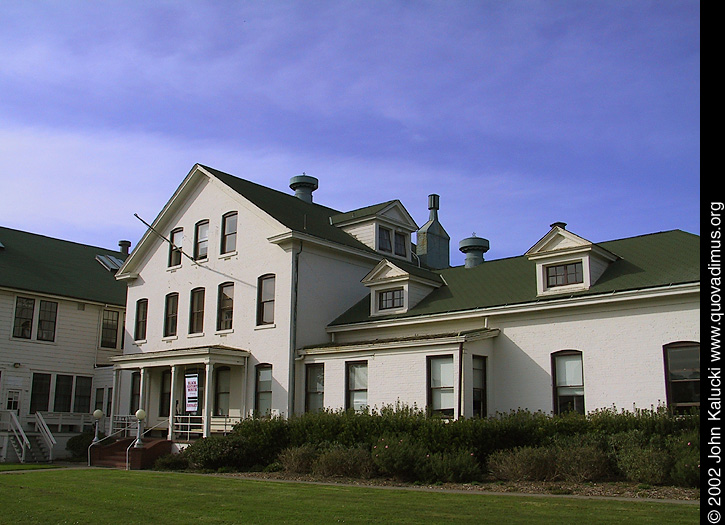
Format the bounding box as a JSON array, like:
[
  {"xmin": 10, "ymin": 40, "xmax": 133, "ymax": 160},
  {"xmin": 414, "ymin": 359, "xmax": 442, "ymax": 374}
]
[
  {"xmin": 134, "ymin": 299, "xmax": 148, "ymax": 341},
  {"xmin": 552, "ymin": 350, "xmax": 584, "ymax": 414},
  {"xmin": 194, "ymin": 220, "xmax": 209, "ymax": 260},
  {"xmin": 221, "ymin": 212, "xmax": 237, "ymax": 254},
  {"xmin": 164, "ymin": 293, "xmax": 179, "ymax": 337},
  {"xmin": 215, "ymin": 367, "xmax": 231, "ymax": 416},
  {"xmin": 664, "ymin": 342, "xmax": 700, "ymax": 414}
]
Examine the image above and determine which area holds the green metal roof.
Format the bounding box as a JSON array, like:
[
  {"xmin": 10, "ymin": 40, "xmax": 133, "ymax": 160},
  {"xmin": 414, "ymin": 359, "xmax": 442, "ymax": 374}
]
[
  {"xmin": 331, "ymin": 230, "xmax": 700, "ymax": 325},
  {"xmin": 203, "ymin": 165, "xmax": 378, "ymax": 254},
  {"xmin": 0, "ymin": 226, "xmax": 128, "ymax": 306}
]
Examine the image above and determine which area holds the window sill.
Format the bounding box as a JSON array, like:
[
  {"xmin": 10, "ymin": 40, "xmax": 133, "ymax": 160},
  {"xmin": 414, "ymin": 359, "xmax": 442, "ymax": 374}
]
[
  {"xmin": 166, "ymin": 265, "xmax": 182, "ymax": 272},
  {"xmin": 162, "ymin": 335, "xmax": 178, "ymax": 342},
  {"xmin": 255, "ymin": 323, "xmax": 276, "ymax": 331},
  {"xmin": 134, "ymin": 339, "xmax": 147, "ymax": 346},
  {"xmin": 215, "ymin": 329, "xmax": 234, "ymax": 336},
  {"xmin": 219, "ymin": 251, "xmax": 237, "ymax": 260},
  {"xmin": 188, "ymin": 332, "xmax": 205, "ymax": 338}
]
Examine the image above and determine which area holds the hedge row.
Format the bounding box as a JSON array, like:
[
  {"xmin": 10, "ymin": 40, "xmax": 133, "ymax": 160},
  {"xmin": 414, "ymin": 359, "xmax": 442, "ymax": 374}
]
[{"xmin": 154, "ymin": 406, "xmax": 699, "ymax": 487}]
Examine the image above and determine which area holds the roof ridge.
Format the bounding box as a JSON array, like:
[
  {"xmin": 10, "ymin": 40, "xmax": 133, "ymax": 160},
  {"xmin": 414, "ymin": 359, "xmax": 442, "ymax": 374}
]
[{"xmin": 0, "ymin": 225, "xmax": 126, "ymax": 255}]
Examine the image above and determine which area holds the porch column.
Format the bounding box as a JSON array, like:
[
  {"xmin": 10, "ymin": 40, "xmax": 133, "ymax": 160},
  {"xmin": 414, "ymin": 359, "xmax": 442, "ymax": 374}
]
[
  {"xmin": 138, "ymin": 367, "xmax": 148, "ymax": 413},
  {"xmin": 203, "ymin": 363, "xmax": 214, "ymax": 437},
  {"xmin": 110, "ymin": 368, "xmax": 120, "ymax": 433},
  {"xmin": 168, "ymin": 365, "xmax": 178, "ymax": 440}
]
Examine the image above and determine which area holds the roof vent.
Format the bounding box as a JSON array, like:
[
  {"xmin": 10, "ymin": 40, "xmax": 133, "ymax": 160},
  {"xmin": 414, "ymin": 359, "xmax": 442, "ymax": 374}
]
[
  {"xmin": 459, "ymin": 235, "xmax": 489, "ymax": 268},
  {"xmin": 118, "ymin": 240, "xmax": 131, "ymax": 255},
  {"xmin": 289, "ymin": 173, "xmax": 318, "ymax": 203},
  {"xmin": 550, "ymin": 221, "xmax": 567, "ymax": 230}
]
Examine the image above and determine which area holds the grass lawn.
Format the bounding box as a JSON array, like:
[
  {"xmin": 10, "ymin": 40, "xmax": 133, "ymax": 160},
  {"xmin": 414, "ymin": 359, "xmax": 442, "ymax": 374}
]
[
  {"xmin": 0, "ymin": 463, "xmax": 61, "ymax": 472},
  {"xmin": 0, "ymin": 469, "xmax": 698, "ymax": 524}
]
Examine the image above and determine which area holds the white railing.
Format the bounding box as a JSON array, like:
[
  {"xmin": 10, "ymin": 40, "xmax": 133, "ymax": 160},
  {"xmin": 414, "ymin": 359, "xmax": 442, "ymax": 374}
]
[
  {"xmin": 112, "ymin": 415, "xmax": 138, "ymax": 437},
  {"xmin": 9, "ymin": 412, "xmax": 30, "ymax": 463},
  {"xmin": 173, "ymin": 415, "xmax": 204, "ymax": 441},
  {"xmin": 125, "ymin": 420, "xmax": 168, "ymax": 470},
  {"xmin": 210, "ymin": 415, "xmax": 242, "ymax": 434},
  {"xmin": 36, "ymin": 412, "xmax": 96, "ymax": 432},
  {"xmin": 34, "ymin": 412, "xmax": 57, "ymax": 462}
]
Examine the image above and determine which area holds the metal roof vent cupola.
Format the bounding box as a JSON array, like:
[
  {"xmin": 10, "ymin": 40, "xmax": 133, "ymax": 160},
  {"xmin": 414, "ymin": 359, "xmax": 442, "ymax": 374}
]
[
  {"xmin": 289, "ymin": 173, "xmax": 319, "ymax": 203},
  {"xmin": 459, "ymin": 234, "xmax": 489, "ymax": 268},
  {"xmin": 416, "ymin": 194, "xmax": 450, "ymax": 270}
]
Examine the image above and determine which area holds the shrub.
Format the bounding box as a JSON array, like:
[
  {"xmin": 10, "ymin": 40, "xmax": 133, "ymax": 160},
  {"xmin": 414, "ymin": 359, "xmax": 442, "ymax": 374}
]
[
  {"xmin": 278, "ymin": 444, "xmax": 319, "ymax": 474},
  {"xmin": 66, "ymin": 431, "xmax": 111, "ymax": 459},
  {"xmin": 547, "ymin": 434, "xmax": 615, "ymax": 483},
  {"xmin": 487, "ymin": 446, "xmax": 559, "ymax": 482},
  {"xmin": 667, "ymin": 431, "xmax": 700, "ymax": 488},
  {"xmin": 609, "ymin": 431, "xmax": 672, "ymax": 485},
  {"xmin": 312, "ymin": 445, "xmax": 376, "ymax": 479},
  {"xmin": 371, "ymin": 434, "xmax": 428, "ymax": 482},
  {"xmin": 154, "ymin": 453, "xmax": 190, "ymax": 471},
  {"xmin": 427, "ymin": 450, "xmax": 482, "ymax": 483}
]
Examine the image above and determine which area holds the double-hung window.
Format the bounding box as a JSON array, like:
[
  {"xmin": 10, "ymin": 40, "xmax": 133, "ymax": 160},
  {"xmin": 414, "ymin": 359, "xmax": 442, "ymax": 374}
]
[
  {"xmin": 221, "ymin": 212, "xmax": 237, "ymax": 254},
  {"xmin": 378, "ymin": 227, "xmax": 392, "ymax": 253},
  {"xmin": 215, "ymin": 367, "xmax": 231, "ymax": 416},
  {"xmin": 217, "ymin": 283, "xmax": 234, "ymax": 331},
  {"xmin": 13, "ymin": 297, "xmax": 35, "ymax": 339},
  {"xmin": 664, "ymin": 343, "xmax": 700, "ymax": 414},
  {"xmin": 159, "ymin": 370, "xmax": 172, "ymax": 417},
  {"xmin": 135, "ymin": 299, "xmax": 148, "ymax": 341},
  {"xmin": 37, "ymin": 300, "xmax": 58, "ymax": 342},
  {"xmin": 346, "ymin": 362, "xmax": 368, "ymax": 412},
  {"xmin": 552, "ymin": 351, "xmax": 585, "ymax": 414},
  {"xmin": 257, "ymin": 275, "xmax": 275, "ymax": 325},
  {"xmin": 428, "ymin": 356, "xmax": 454, "ymax": 417},
  {"xmin": 189, "ymin": 288, "xmax": 205, "ymax": 334},
  {"xmin": 164, "ymin": 293, "xmax": 179, "ymax": 337},
  {"xmin": 168, "ymin": 228, "xmax": 183, "ymax": 267},
  {"xmin": 305, "ymin": 364, "xmax": 324, "ymax": 413},
  {"xmin": 472, "ymin": 356, "xmax": 487, "ymax": 418},
  {"xmin": 30, "ymin": 373, "xmax": 51, "ymax": 413},
  {"xmin": 194, "ymin": 220, "xmax": 209, "ymax": 260},
  {"xmin": 101, "ymin": 310, "xmax": 119, "ymax": 349},
  {"xmin": 73, "ymin": 376, "xmax": 92, "ymax": 413},
  {"xmin": 255, "ymin": 364, "xmax": 272, "ymax": 417},
  {"xmin": 394, "ymin": 232, "xmax": 407, "ymax": 257}
]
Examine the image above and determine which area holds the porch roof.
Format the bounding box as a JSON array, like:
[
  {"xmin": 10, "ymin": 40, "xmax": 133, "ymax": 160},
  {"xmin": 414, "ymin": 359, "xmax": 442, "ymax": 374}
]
[{"xmin": 111, "ymin": 345, "xmax": 249, "ymax": 369}]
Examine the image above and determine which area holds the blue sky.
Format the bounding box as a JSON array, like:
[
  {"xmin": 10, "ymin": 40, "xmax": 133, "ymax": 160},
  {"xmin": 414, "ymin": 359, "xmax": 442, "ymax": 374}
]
[{"xmin": 0, "ymin": 1, "xmax": 699, "ymax": 265}]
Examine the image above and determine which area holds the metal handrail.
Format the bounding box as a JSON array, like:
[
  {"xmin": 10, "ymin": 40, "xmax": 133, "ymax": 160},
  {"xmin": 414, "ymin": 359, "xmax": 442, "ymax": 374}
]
[
  {"xmin": 87, "ymin": 419, "xmax": 137, "ymax": 466},
  {"xmin": 125, "ymin": 419, "xmax": 168, "ymax": 470},
  {"xmin": 9, "ymin": 412, "xmax": 30, "ymax": 463},
  {"xmin": 34, "ymin": 412, "xmax": 57, "ymax": 462}
]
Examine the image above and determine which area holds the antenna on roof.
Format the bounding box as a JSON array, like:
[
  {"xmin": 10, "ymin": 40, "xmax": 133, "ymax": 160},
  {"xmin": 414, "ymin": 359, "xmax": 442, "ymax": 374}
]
[{"xmin": 133, "ymin": 213, "xmax": 201, "ymax": 265}]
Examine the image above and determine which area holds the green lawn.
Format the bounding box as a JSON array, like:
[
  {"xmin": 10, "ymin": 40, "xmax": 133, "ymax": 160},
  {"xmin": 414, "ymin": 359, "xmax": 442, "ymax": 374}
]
[{"xmin": 0, "ymin": 469, "xmax": 698, "ymax": 524}]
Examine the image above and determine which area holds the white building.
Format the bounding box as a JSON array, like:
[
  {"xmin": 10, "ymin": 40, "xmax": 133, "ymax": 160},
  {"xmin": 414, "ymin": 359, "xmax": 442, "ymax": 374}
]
[
  {"xmin": 0, "ymin": 227, "xmax": 128, "ymax": 461},
  {"xmin": 112, "ymin": 164, "xmax": 700, "ymax": 444}
]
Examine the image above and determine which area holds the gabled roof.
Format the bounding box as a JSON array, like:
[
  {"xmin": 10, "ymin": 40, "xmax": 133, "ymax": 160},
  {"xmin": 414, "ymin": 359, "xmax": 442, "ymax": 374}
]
[
  {"xmin": 330, "ymin": 230, "xmax": 700, "ymax": 326},
  {"xmin": 0, "ymin": 226, "xmax": 128, "ymax": 306},
  {"xmin": 201, "ymin": 165, "xmax": 379, "ymax": 254},
  {"xmin": 329, "ymin": 199, "xmax": 418, "ymax": 230}
]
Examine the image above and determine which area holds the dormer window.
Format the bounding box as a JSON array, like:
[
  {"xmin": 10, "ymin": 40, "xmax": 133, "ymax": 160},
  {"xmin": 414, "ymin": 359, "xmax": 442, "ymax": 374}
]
[
  {"xmin": 379, "ymin": 227, "xmax": 392, "ymax": 253},
  {"xmin": 394, "ymin": 232, "xmax": 407, "ymax": 257},
  {"xmin": 378, "ymin": 288, "xmax": 404, "ymax": 310},
  {"xmin": 546, "ymin": 262, "xmax": 583, "ymax": 288}
]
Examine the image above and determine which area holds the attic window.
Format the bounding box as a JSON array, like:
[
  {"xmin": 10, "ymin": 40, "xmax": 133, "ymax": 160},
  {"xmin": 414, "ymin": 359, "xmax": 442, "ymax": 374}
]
[
  {"xmin": 378, "ymin": 288, "xmax": 404, "ymax": 310},
  {"xmin": 394, "ymin": 232, "xmax": 407, "ymax": 257},
  {"xmin": 378, "ymin": 227, "xmax": 392, "ymax": 253},
  {"xmin": 546, "ymin": 262, "xmax": 583, "ymax": 288}
]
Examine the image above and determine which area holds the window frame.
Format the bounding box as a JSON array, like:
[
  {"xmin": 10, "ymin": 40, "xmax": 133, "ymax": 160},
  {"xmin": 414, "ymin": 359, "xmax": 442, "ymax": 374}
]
[
  {"xmin": 378, "ymin": 226, "xmax": 393, "ymax": 253},
  {"xmin": 134, "ymin": 299, "xmax": 148, "ymax": 341},
  {"xmin": 220, "ymin": 212, "xmax": 238, "ymax": 254},
  {"xmin": 100, "ymin": 309, "xmax": 120, "ymax": 349},
  {"xmin": 394, "ymin": 232, "xmax": 407, "ymax": 257},
  {"xmin": 551, "ymin": 350, "xmax": 585, "ymax": 415},
  {"xmin": 194, "ymin": 220, "xmax": 210, "ymax": 261},
  {"xmin": 545, "ymin": 261, "xmax": 584, "ymax": 288},
  {"xmin": 427, "ymin": 355, "xmax": 455, "ymax": 417},
  {"xmin": 345, "ymin": 361, "xmax": 368, "ymax": 412},
  {"xmin": 472, "ymin": 355, "xmax": 487, "ymax": 418},
  {"xmin": 663, "ymin": 342, "xmax": 700, "ymax": 414},
  {"xmin": 214, "ymin": 366, "xmax": 231, "ymax": 416},
  {"xmin": 163, "ymin": 293, "xmax": 179, "ymax": 337},
  {"xmin": 189, "ymin": 288, "xmax": 205, "ymax": 334},
  {"xmin": 13, "ymin": 297, "xmax": 35, "ymax": 339},
  {"xmin": 168, "ymin": 228, "xmax": 183, "ymax": 267},
  {"xmin": 378, "ymin": 288, "xmax": 404, "ymax": 311},
  {"xmin": 159, "ymin": 370, "xmax": 172, "ymax": 417},
  {"xmin": 256, "ymin": 274, "xmax": 276, "ymax": 325},
  {"xmin": 217, "ymin": 282, "xmax": 234, "ymax": 331},
  {"xmin": 305, "ymin": 363, "xmax": 325, "ymax": 413},
  {"xmin": 36, "ymin": 300, "xmax": 58, "ymax": 342},
  {"xmin": 30, "ymin": 373, "xmax": 51, "ymax": 414},
  {"xmin": 73, "ymin": 376, "xmax": 93, "ymax": 413},
  {"xmin": 255, "ymin": 364, "xmax": 272, "ymax": 417}
]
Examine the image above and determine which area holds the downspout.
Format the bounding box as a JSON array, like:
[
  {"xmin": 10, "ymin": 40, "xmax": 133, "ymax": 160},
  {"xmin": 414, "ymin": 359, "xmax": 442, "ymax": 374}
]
[
  {"xmin": 458, "ymin": 342, "xmax": 464, "ymax": 419},
  {"xmin": 288, "ymin": 240, "xmax": 303, "ymax": 417}
]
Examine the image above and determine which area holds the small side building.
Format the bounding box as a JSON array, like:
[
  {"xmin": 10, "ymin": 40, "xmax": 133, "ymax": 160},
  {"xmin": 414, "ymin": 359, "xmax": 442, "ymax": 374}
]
[{"xmin": 0, "ymin": 226, "xmax": 128, "ymax": 461}]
